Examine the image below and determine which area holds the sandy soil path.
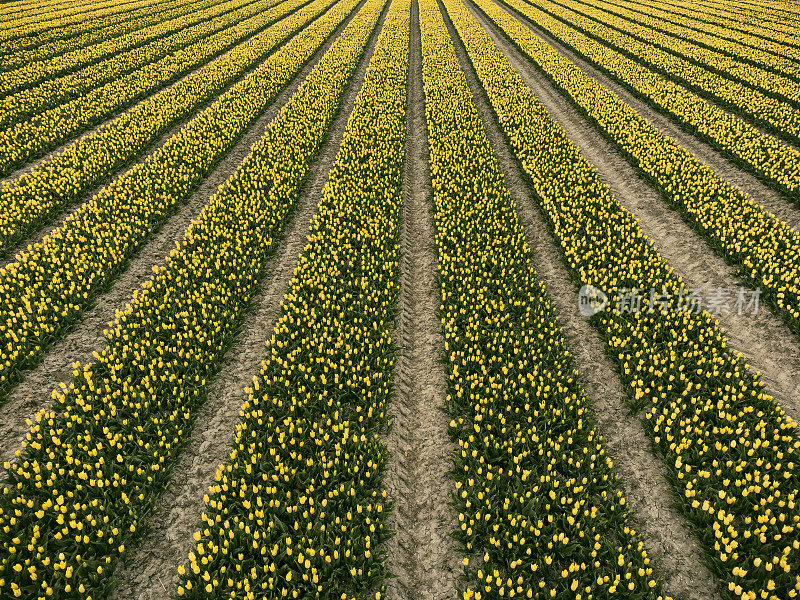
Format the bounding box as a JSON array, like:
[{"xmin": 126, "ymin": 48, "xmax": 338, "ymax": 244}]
[{"xmin": 383, "ymin": 1, "xmax": 461, "ymax": 597}]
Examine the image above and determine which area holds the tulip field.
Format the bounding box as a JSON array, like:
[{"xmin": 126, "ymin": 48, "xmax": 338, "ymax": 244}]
[{"xmin": 1, "ymin": 0, "xmax": 800, "ymax": 598}]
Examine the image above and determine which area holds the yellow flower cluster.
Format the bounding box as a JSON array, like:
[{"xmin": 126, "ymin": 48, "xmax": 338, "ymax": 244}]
[
  {"xmin": 0, "ymin": 0, "xmax": 83, "ymax": 26},
  {"xmin": 0, "ymin": 0, "xmax": 262, "ymax": 100},
  {"xmin": 0, "ymin": 0, "xmax": 376, "ymax": 596},
  {"xmin": 176, "ymin": 0, "xmax": 407, "ymax": 595},
  {"xmin": 566, "ymin": 0, "xmax": 800, "ymax": 87},
  {"xmin": 422, "ymin": 0, "xmax": 668, "ymax": 598},
  {"xmin": 0, "ymin": 0, "xmax": 282, "ymax": 133},
  {"xmin": 0, "ymin": 0, "xmax": 92, "ymax": 24},
  {"xmin": 0, "ymin": 0, "xmax": 357, "ymax": 397},
  {"xmin": 651, "ymin": 0, "xmax": 798, "ymax": 49},
  {"xmin": 449, "ymin": 1, "xmax": 800, "ymax": 597},
  {"xmin": 0, "ymin": 0, "xmax": 158, "ymax": 44},
  {"xmin": 558, "ymin": 0, "xmax": 800, "ymax": 103},
  {"xmin": 481, "ymin": 0, "xmax": 800, "ymax": 334},
  {"xmin": 0, "ymin": 0, "xmax": 316, "ymax": 185},
  {"xmin": 519, "ymin": 0, "xmax": 800, "ymax": 145},
  {"xmin": 499, "ymin": 0, "xmax": 800, "ymax": 200},
  {"xmin": 0, "ymin": 0, "xmax": 353, "ymax": 392},
  {"xmin": 581, "ymin": 0, "xmax": 800, "ymax": 79},
  {"xmin": 0, "ymin": 0, "xmax": 219, "ymax": 70},
  {"xmin": 0, "ymin": 0, "xmax": 334, "ymax": 255}
]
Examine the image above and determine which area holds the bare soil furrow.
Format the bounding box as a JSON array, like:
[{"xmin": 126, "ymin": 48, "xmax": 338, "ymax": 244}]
[
  {"xmin": 464, "ymin": 0, "xmax": 800, "ymax": 430},
  {"xmin": 444, "ymin": 3, "xmax": 723, "ymax": 599},
  {"xmin": 107, "ymin": 2, "xmax": 386, "ymax": 596},
  {"xmin": 0, "ymin": 3, "xmax": 333, "ymax": 475},
  {"xmin": 383, "ymin": 1, "xmax": 460, "ymax": 598},
  {"xmin": 498, "ymin": 0, "xmax": 800, "ymax": 231}
]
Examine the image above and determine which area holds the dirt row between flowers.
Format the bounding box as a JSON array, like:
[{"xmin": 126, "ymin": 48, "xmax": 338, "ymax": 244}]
[
  {"xmin": 444, "ymin": 0, "xmax": 740, "ymax": 598},
  {"xmin": 106, "ymin": 1, "xmax": 391, "ymax": 597},
  {"xmin": 383, "ymin": 0, "xmax": 462, "ymax": 597},
  {"xmin": 0, "ymin": 0, "xmax": 363, "ymax": 484}
]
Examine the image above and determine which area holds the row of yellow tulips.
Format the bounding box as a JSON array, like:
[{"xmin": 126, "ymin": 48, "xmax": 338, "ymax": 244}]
[
  {"xmin": 688, "ymin": 0, "xmax": 800, "ymax": 35},
  {"xmin": 0, "ymin": 0, "xmax": 257, "ymax": 96},
  {"xmin": 177, "ymin": 2, "xmax": 409, "ymax": 596},
  {"xmin": 592, "ymin": 0, "xmax": 800, "ymax": 75},
  {"xmin": 0, "ymin": 0, "xmax": 281, "ymax": 131},
  {"xmin": 0, "ymin": 0, "xmax": 383, "ymax": 597},
  {"xmin": 490, "ymin": 0, "xmax": 800, "ymax": 335},
  {"xmin": 0, "ymin": 0, "xmax": 216, "ymax": 70},
  {"xmin": 0, "ymin": 0, "xmax": 107, "ymax": 19},
  {"xmin": 557, "ymin": 0, "xmax": 800, "ymax": 108},
  {"xmin": 596, "ymin": 0, "xmax": 796, "ymax": 45},
  {"xmin": 450, "ymin": 0, "xmax": 800, "ymax": 596},
  {"xmin": 0, "ymin": 0, "xmax": 322, "ymax": 254},
  {"xmin": 523, "ymin": 0, "xmax": 800, "ymax": 146},
  {"xmin": 0, "ymin": 0, "xmax": 292, "ymax": 160},
  {"xmin": 422, "ymin": 0, "xmax": 669, "ymax": 597},
  {"xmin": 0, "ymin": 0, "xmax": 169, "ymax": 45},
  {"xmin": 0, "ymin": 0, "xmax": 354, "ymax": 405},
  {"xmin": 495, "ymin": 0, "xmax": 800, "ymax": 200},
  {"xmin": 565, "ymin": 0, "xmax": 800, "ymax": 83},
  {"xmin": 0, "ymin": 0, "xmax": 179, "ymax": 56},
  {"xmin": 0, "ymin": 0, "xmax": 145, "ymax": 18}
]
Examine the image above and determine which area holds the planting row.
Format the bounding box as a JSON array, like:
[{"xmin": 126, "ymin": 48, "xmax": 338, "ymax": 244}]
[
  {"xmin": 0, "ymin": 0, "xmax": 165, "ymax": 46},
  {"xmin": 523, "ymin": 0, "xmax": 800, "ymax": 146},
  {"xmin": 0, "ymin": 0, "xmax": 284, "ymax": 132},
  {"xmin": 0, "ymin": 0, "xmax": 327, "ymax": 254},
  {"xmin": 2, "ymin": 0, "xmax": 151, "ymax": 26},
  {"xmin": 0, "ymin": 0, "xmax": 215, "ymax": 70},
  {"xmin": 0, "ymin": 0, "xmax": 386, "ymax": 597},
  {"xmin": 593, "ymin": 0, "xmax": 800, "ymax": 76},
  {"xmin": 583, "ymin": 0, "xmax": 800, "ymax": 103},
  {"xmin": 450, "ymin": 0, "xmax": 800, "ymax": 596},
  {"xmin": 1, "ymin": 0, "xmax": 220, "ymax": 70},
  {"xmin": 675, "ymin": 0, "xmax": 800, "ymax": 40},
  {"xmin": 0, "ymin": 0, "xmax": 265, "ymax": 96},
  {"xmin": 0, "ymin": 0, "xmax": 361, "ymax": 405},
  {"xmin": 0, "ymin": 0, "xmax": 179, "ymax": 56},
  {"xmin": 0, "ymin": 0, "xmax": 299, "ymax": 177},
  {"xmin": 567, "ymin": 0, "xmax": 800, "ymax": 83},
  {"xmin": 0, "ymin": 0, "xmax": 103, "ymax": 19},
  {"xmin": 421, "ymin": 0, "xmax": 670, "ymax": 598},
  {"xmin": 495, "ymin": 0, "xmax": 800, "ymax": 200},
  {"xmin": 177, "ymin": 0, "xmax": 409, "ymax": 595},
  {"xmin": 489, "ymin": 0, "xmax": 800, "ymax": 336}
]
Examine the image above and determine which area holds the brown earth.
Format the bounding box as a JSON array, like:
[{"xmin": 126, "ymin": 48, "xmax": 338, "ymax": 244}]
[{"xmin": 383, "ymin": 1, "xmax": 461, "ymax": 597}]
